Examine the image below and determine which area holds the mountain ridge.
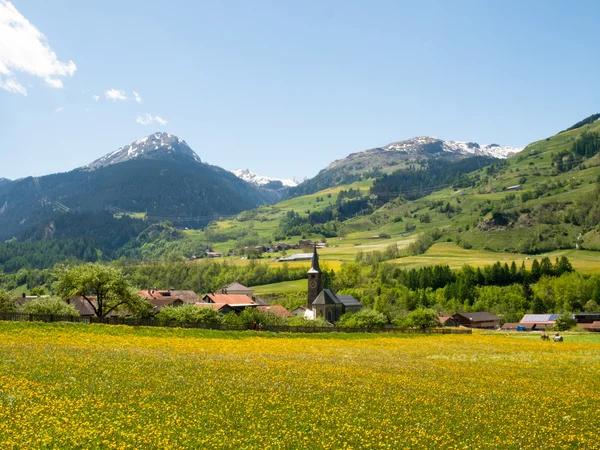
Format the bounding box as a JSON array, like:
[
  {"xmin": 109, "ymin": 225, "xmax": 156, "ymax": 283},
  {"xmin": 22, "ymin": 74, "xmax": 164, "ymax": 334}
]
[{"xmin": 292, "ymin": 135, "xmax": 522, "ymax": 196}]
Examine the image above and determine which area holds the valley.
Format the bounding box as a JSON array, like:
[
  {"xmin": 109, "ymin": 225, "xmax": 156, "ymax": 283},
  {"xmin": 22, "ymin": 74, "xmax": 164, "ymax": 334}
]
[{"xmin": 1, "ymin": 114, "xmax": 600, "ymax": 302}]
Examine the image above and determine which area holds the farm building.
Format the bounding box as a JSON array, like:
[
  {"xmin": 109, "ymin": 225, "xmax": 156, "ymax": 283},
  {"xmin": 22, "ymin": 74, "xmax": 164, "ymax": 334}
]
[
  {"xmin": 279, "ymin": 253, "xmax": 313, "ymax": 262},
  {"xmin": 504, "ymin": 184, "xmax": 523, "ymax": 191},
  {"xmin": 452, "ymin": 312, "xmax": 500, "ymax": 329},
  {"xmin": 519, "ymin": 314, "xmax": 562, "ymax": 330},
  {"xmin": 577, "ymin": 321, "xmax": 600, "ymax": 332},
  {"xmin": 439, "ymin": 314, "xmax": 459, "ymax": 327}
]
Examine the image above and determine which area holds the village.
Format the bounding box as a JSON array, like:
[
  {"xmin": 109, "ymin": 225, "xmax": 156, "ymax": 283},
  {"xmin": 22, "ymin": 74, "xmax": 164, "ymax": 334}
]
[{"xmin": 8, "ymin": 246, "xmax": 600, "ymax": 333}]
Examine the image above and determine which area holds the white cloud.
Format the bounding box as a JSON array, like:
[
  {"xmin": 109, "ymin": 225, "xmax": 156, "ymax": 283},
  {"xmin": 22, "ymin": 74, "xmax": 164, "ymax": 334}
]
[
  {"xmin": 0, "ymin": 77, "xmax": 27, "ymax": 95},
  {"xmin": 104, "ymin": 89, "xmax": 128, "ymax": 101},
  {"xmin": 93, "ymin": 94, "xmax": 99, "ymax": 101},
  {"xmin": 0, "ymin": 1, "xmax": 76, "ymax": 96},
  {"xmin": 54, "ymin": 106, "xmax": 64, "ymax": 112},
  {"xmin": 136, "ymin": 113, "xmax": 168, "ymax": 126},
  {"xmin": 133, "ymin": 91, "xmax": 142, "ymax": 103}
]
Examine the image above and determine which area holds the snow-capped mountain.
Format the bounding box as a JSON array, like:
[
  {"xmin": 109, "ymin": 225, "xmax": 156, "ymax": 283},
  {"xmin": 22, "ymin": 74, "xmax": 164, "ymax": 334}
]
[
  {"xmin": 381, "ymin": 136, "xmax": 521, "ymax": 159},
  {"xmin": 231, "ymin": 169, "xmax": 299, "ymax": 188},
  {"xmin": 0, "ymin": 177, "xmax": 11, "ymax": 186},
  {"xmin": 85, "ymin": 132, "xmax": 201, "ymax": 170}
]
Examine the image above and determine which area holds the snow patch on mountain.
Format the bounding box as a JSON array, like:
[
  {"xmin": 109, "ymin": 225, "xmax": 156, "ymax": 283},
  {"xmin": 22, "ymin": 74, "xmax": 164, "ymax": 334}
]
[
  {"xmin": 382, "ymin": 136, "xmax": 521, "ymax": 159},
  {"xmin": 232, "ymin": 169, "xmax": 299, "ymax": 188},
  {"xmin": 84, "ymin": 132, "xmax": 201, "ymax": 170}
]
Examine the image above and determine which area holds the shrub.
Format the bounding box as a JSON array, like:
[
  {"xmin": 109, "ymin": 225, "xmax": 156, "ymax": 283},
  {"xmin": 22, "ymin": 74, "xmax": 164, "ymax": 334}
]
[
  {"xmin": 22, "ymin": 297, "xmax": 79, "ymax": 316},
  {"xmin": 338, "ymin": 308, "xmax": 387, "ymax": 328},
  {"xmin": 396, "ymin": 308, "xmax": 440, "ymax": 329}
]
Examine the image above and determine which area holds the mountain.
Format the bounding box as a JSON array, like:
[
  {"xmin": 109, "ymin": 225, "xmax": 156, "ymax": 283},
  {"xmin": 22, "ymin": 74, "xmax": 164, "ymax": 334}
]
[
  {"xmin": 0, "ymin": 133, "xmax": 277, "ymax": 241},
  {"xmin": 231, "ymin": 169, "xmax": 299, "ymax": 188},
  {"xmin": 0, "ymin": 178, "xmax": 10, "ymax": 187},
  {"xmin": 292, "ymin": 136, "xmax": 522, "ymax": 196},
  {"xmin": 85, "ymin": 132, "xmax": 201, "ymax": 169}
]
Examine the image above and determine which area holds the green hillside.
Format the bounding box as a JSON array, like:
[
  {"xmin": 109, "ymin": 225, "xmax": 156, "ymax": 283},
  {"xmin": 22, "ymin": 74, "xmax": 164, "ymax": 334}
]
[
  {"xmin": 1, "ymin": 115, "xmax": 599, "ymax": 282},
  {"xmin": 195, "ymin": 115, "xmax": 600, "ymax": 293}
]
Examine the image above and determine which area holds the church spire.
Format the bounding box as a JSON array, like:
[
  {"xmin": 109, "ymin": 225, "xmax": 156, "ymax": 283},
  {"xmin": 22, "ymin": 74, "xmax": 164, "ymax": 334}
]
[
  {"xmin": 307, "ymin": 244, "xmax": 321, "ymax": 274},
  {"xmin": 307, "ymin": 245, "xmax": 322, "ymax": 309}
]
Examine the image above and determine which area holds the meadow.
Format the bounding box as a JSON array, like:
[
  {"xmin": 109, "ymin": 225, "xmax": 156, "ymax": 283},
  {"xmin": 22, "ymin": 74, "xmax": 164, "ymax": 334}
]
[{"xmin": 1, "ymin": 322, "xmax": 599, "ymax": 449}]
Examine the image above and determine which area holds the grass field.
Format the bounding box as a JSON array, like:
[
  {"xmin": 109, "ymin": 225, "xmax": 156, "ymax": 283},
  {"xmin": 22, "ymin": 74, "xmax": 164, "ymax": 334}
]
[
  {"xmin": 1, "ymin": 322, "xmax": 599, "ymax": 449},
  {"xmin": 392, "ymin": 242, "xmax": 600, "ymax": 273}
]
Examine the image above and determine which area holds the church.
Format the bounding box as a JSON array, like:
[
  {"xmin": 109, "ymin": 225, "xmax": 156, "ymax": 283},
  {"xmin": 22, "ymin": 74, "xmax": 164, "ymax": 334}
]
[{"xmin": 304, "ymin": 246, "xmax": 362, "ymax": 323}]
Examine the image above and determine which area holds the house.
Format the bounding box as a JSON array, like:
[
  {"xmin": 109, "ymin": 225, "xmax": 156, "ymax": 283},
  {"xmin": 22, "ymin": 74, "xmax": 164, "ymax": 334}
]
[
  {"xmin": 452, "ymin": 312, "xmax": 500, "ymax": 329},
  {"xmin": 519, "ymin": 314, "xmax": 562, "ymax": 330},
  {"xmin": 168, "ymin": 290, "xmax": 201, "ymax": 304},
  {"xmin": 439, "ymin": 314, "xmax": 459, "ymax": 327},
  {"xmin": 221, "ymin": 282, "xmax": 254, "ymax": 298},
  {"xmin": 206, "ymin": 251, "xmax": 223, "ymax": 258},
  {"xmin": 139, "ymin": 290, "xmax": 185, "ymax": 310},
  {"xmin": 14, "ymin": 293, "xmax": 50, "ymax": 307},
  {"xmin": 257, "ymin": 305, "xmax": 293, "ymax": 318},
  {"xmin": 299, "ymin": 239, "xmax": 314, "ymax": 248},
  {"xmin": 194, "ymin": 302, "xmax": 237, "ymax": 314},
  {"xmin": 66, "ymin": 296, "xmax": 128, "ymax": 317},
  {"xmin": 201, "ymin": 293, "xmax": 257, "ymax": 314},
  {"xmin": 305, "ymin": 246, "xmax": 362, "ymax": 323},
  {"xmin": 292, "ymin": 305, "xmax": 308, "ymax": 317},
  {"xmin": 66, "ymin": 296, "xmax": 97, "ymax": 317},
  {"xmin": 252, "ymin": 296, "xmax": 269, "ymax": 306}
]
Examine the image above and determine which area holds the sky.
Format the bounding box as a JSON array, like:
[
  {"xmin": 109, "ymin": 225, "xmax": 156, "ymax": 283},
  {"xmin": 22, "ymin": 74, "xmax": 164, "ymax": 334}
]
[{"xmin": 1, "ymin": 0, "xmax": 599, "ymax": 181}]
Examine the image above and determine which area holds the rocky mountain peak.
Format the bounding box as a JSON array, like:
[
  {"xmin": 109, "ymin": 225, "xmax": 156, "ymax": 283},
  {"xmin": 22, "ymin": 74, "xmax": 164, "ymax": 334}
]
[{"xmin": 84, "ymin": 132, "xmax": 202, "ymax": 170}]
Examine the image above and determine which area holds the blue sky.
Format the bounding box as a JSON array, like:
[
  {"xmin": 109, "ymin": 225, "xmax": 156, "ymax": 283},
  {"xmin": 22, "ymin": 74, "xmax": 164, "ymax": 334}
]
[{"xmin": 1, "ymin": 0, "xmax": 599, "ymax": 180}]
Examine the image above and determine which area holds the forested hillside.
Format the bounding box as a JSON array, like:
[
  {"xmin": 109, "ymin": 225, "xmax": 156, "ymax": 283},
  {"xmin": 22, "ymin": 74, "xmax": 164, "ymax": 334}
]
[{"xmin": 0, "ymin": 158, "xmax": 277, "ymax": 241}]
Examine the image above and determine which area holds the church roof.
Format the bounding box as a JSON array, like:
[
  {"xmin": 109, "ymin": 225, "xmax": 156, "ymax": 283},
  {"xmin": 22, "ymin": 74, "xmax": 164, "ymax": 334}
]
[
  {"xmin": 307, "ymin": 245, "xmax": 321, "ymax": 274},
  {"xmin": 312, "ymin": 289, "xmax": 342, "ymax": 305},
  {"xmin": 337, "ymin": 295, "xmax": 362, "ymax": 307}
]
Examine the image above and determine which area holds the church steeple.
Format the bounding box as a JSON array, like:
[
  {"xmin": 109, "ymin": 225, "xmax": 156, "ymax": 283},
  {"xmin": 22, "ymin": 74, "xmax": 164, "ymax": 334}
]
[
  {"xmin": 308, "ymin": 245, "xmax": 321, "ymax": 274},
  {"xmin": 307, "ymin": 245, "xmax": 322, "ymax": 309}
]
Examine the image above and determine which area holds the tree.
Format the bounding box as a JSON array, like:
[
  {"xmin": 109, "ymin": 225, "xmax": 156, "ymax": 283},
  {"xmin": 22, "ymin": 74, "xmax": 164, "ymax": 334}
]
[
  {"xmin": 554, "ymin": 315, "xmax": 576, "ymax": 331},
  {"xmin": 402, "ymin": 308, "xmax": 440, "ymax": 329},
  {"xmin": 0, "ymin": 290, "xmax": 17, "ymax": 313},
  {"xmin": 22, "ymin": 297, "xmax": 79, "ymax": 316},
  {"xmin": 583, "ymin": 300, "xmax": 599, "ymax": 313},
  {"xmin": 54, "ymin": 263, "xmax": 146, "ymax": 317}
]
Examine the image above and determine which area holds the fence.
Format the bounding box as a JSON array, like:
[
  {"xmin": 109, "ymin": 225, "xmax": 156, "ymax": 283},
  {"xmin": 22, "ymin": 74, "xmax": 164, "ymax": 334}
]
[{"xmin": 0, "ymin": 312, "xmax": 472, "ymax": 335}]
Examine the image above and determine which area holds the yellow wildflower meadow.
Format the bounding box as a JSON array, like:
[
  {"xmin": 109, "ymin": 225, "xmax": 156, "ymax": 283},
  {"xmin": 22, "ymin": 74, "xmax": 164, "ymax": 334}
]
[{"xmin": 0, "ymin": 322, "xmax": 599, "ymax": 449}]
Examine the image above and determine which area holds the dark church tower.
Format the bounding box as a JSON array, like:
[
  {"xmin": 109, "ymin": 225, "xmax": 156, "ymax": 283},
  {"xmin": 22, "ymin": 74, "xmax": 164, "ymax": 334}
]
[{"xmin": 307, "ymin": 245, "xmax": 323, "ymax": 309}]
